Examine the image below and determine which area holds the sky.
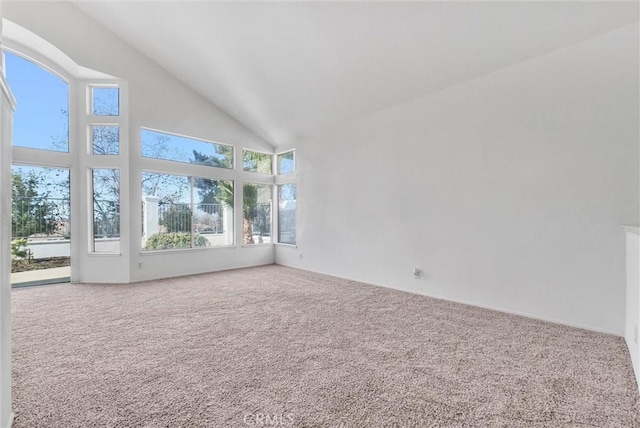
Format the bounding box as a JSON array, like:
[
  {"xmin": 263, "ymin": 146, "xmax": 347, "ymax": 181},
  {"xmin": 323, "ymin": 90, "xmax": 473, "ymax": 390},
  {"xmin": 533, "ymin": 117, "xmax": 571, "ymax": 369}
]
[{"xmin": 5, "ymin": 51, "xmax": 69, "ymax": 152}]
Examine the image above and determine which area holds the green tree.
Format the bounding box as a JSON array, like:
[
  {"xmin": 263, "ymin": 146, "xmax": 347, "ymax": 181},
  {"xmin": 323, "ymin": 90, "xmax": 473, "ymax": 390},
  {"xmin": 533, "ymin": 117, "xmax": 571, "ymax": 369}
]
[
  {"xmin": 12, "ymin": 171, "xmax": 60, "ymax": 237},
  {"xmin": 191, "ymin": 150, "xmax": 226, "ymax": 205},
  {"xmin": 217, "ymin": 181, "xmax": 259, "ymax": 245},
  {"xmin": 242, "ymin": 150, "xmax": 272, "ymax": 174}
]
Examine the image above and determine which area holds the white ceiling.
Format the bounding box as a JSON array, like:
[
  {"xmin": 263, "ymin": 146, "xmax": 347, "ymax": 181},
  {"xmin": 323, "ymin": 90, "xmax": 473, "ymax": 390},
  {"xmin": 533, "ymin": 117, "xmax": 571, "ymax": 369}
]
[{"xmin": 73, "ymin": 1, "xmax": 638, "ymax": 147}]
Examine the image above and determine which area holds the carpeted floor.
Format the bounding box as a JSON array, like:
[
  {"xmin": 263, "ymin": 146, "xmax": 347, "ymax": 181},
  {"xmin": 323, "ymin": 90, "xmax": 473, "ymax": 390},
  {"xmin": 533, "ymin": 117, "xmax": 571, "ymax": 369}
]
[{"xmin": 11, "ymin": 265, "xmax": 640, "ymax": 427}]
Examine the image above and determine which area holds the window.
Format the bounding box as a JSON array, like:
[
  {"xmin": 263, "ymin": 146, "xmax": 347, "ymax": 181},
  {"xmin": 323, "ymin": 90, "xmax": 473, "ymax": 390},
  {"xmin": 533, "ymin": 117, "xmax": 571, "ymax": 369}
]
[
  {"xmin": 243, "ymin": 150, "xmax": 272, "ymax": 175},
  {"xmin": 12, "ymin": 165, "xmax": 70, "ymax": 239},
  {"xmin": 243, "ymin": 183, "xmax": 272, "ymax": 245},
  {"xmin": 91, "ymin": 86, "xmax": 119, "ymax": 116},
  {"xmin": 278, "ymin": 183, "xmax": 296, "ymax": 245},
  {"xmin": 141, "ymin": 172, "xmax": 234, "ymax": 250},
  {"xmin": 91, "ymin": 125, "xmax": 119, "ymax": 155},
  {"xmin": 92, "ymin": 169, "xmax": 120, "ymax": 253},
  {"xmin": 141, "ymin": 128, "xmax": 233, "ymax": 168},
  {"xmin": 5, "ymin": 51, "xmax": 69, "ymax": 152},
  {"xmin": 277, "ymin": 150, "xmax": 295, "ymax": 175}
]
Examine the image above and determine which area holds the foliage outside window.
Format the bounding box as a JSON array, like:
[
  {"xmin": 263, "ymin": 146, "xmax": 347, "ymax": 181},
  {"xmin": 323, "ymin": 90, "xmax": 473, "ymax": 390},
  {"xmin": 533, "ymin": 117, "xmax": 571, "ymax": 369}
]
[
  {"xmin": 11, "ymin": 166, "xmax": 70, "ymax": 239},
  {"xmin": 277, "ymin": 151, "xmax": 295, "ymax": 175},
  {"xmin": 242, "ymin": 183, "xmax": 272, "ymax": 245},
  {"xmin": 141, "ymin": 128, "xmax": 233, "ymax": 169},
  {"xmin": 92, "ymin": 169, "xmax": 120, "ymax": 253},
  {"xmin": 11, "ymin": 238, "xmax": 30, "ymax": 260},
  {"xmin": 141, "ymin": 172, "xmax": 234, "ymax": 251},
  {"xmin": 5, "ymin": 51, "xmax": 69, "ymax": 152},
  {"xmin": 278, "ymin": 183, "xmax": 296, "ymax": 245},
  {"xmin": 243, "ymin": 150, "xmax": 273, "ymax": 175}
]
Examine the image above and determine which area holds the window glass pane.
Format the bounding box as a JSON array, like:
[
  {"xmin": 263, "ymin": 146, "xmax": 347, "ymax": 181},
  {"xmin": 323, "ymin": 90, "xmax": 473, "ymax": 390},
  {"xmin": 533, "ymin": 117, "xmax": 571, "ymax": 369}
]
[
  {"xmin": 277, "ymin": 151, "xmax": 295, "ymax": 174},
  {"xmin": 141, "ymin": 172, "xmax": 191, "ymax": 251},
  {"xmin": 141, "ymin": 128, "xmax": 233, "ymax": 168},
  {"xmin": 12, "ymin": 166, "xmax": 71, "ymax": 285},
  {"xmin": 12, "ymin": 165, "xmax": 70, "ymax": 238},
  {"xmin": 278, "ymin": 183, "xmax": 296, "ymax": 245},
  {"xmin": 11, "ymin": 166, "xmax": 70, "ymax": 276},
  {"xmin": 92, "ymin": 87, "xmax": 119, "ymax": 116},
  {"xmin": 142, "ymin": 172, "xmax": 234, "ymax": 250},
  {"xmin": 92, "ymin": 169, "xmax": 120, "ymax": 253},
  {"xmin": 194, "ymin": 178, "xmax": 234, "ymax": 247},
  {"xmin": 243, "ymin": 183, "xmax": 272, "ymax": 245},
  {"xmin": 243, "ymin": 150, "xmax": 273, "ymax": 174},
  {"xmin": 5, "ymin": 51, "xmax": 69, "ymax": 152},
  {"xmin": 91, "ymin": 125, "xmax": 119, "ymax": 155}
]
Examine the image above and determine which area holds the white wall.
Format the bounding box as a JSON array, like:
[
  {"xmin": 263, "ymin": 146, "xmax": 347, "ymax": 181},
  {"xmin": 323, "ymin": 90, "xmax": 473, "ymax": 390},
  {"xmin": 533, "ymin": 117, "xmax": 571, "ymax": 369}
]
[
  {"xmin": 0, "ymin": 1, "xmax": 17, "ymax": 425},
  {"xmin": 278, "ymin": 24, "xmax": 639, "ymax": 335},
  {"xmin": 3, "ymin": 2, "xmax": 276, "ymax": 283}
]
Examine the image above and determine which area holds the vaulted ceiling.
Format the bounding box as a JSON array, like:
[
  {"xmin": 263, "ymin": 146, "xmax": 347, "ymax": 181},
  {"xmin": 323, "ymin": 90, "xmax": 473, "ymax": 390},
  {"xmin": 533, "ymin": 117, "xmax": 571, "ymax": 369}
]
[{"xmin": 72, "ymin": 1, "xmax": 638, "ymax": 147}]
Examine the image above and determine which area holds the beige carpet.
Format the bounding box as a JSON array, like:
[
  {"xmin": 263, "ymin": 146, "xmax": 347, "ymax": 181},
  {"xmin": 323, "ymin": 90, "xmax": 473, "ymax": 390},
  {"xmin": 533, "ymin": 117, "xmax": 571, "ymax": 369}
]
[{"xmin": 11, "ymin": 265, "xmax": 640, "ymax": 427}]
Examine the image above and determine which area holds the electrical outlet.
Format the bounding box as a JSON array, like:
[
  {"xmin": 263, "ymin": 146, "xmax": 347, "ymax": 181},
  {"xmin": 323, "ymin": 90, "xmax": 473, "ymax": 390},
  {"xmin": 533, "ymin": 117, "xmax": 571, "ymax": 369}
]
[
  {"xmin": 412, "ymin": 268, "xmax": 421, "ymax": 279},
  {"xmin": 137, "ymin": 262, "xmax": 143, "ymax": 270},
  {"xmin": 299, "ymin": 253, "xmax": 303, "ymax": 260}
]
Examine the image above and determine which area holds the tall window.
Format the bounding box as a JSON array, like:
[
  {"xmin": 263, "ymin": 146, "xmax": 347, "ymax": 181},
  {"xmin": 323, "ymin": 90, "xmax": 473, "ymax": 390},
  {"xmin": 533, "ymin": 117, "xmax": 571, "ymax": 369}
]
[
  {"xmin": 5, "ymin": 51, "xmax": 69, "ymax": 152},
  {"xmin": 243, "ymin": 183, "xmax": 272, "ymax": 245},
  {"xmin": 278, "ymin": 183, "xmax": 296, "ymax": 245},
  {"xmin": 276, "ymin": 149, "xmax": 296, "ymax": 245},
  {"xmin": 92, "ymin": 169, "xmax": 120, "ymax": 253},
  {"xmin": 87, "ymin": 82, "xmax": 123, "ymax": 254},
  {"xmin": 11, "ymin": 165, "xmax": 71, "ymax": 278},
  {"xmin": 141, "ymin": 172, "xmax": 234, "ymax": 251}
]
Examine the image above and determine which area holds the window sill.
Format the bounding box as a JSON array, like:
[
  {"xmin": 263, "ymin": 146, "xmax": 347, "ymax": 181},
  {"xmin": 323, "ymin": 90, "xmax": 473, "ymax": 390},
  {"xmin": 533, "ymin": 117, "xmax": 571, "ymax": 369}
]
[
  {"xmin": 87, "ymin": 252, "xmax": 121, "ymax": 257},
  {"xmin": 140, "ymin": 245, "xmax": 236, "ymax": 255},
  {"xmin": 275, "ymin": 243, "xmax": 297, "ymax": 249}
]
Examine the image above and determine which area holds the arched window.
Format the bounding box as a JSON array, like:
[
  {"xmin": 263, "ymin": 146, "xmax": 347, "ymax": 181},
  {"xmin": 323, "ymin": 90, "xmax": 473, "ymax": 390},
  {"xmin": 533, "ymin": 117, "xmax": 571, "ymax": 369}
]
[{"xmin": 4, "ymin": 51, "xmax": 69, "ymax": 152}]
